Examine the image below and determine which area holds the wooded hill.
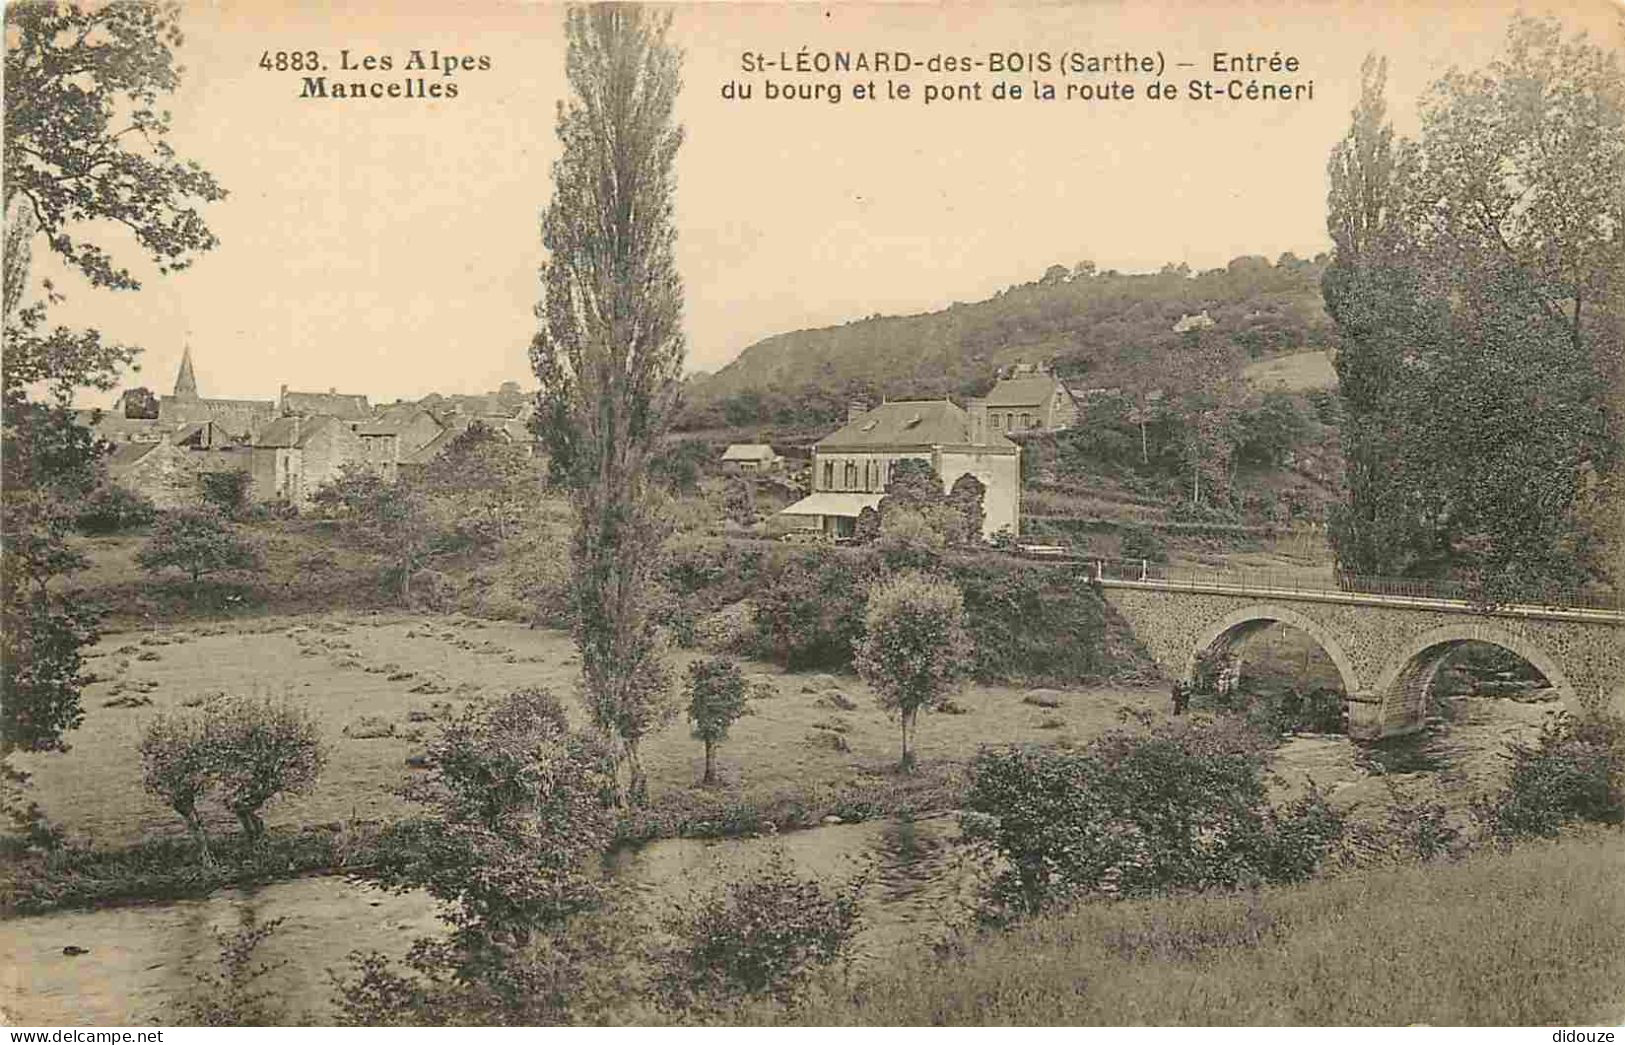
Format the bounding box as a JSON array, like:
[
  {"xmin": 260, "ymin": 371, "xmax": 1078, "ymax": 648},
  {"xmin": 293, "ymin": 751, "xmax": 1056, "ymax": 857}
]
[{"xmin": 679, "ymin": 253, "xmax": 1334, "ymax": 432}]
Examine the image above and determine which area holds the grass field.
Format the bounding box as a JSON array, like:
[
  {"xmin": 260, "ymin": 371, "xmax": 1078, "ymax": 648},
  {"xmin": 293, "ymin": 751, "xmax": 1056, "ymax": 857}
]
[
  {"xmin": 767, "ymin": 828, "xmax": 1625, "ymax": 1026},
  {"xmin": 11, "ymin": 612, "xmax": 1172, "ymax": 850},
  {"xmin": 1242, "ymin": 349, "xmax": 1338, "ymax": 392}
]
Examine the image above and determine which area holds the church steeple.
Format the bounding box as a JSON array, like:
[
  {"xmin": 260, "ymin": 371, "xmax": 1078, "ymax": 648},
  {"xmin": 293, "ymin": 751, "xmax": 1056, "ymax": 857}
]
[{"xmin": 174, "ymin": 344, "xmax": 198, "ymax": 398}]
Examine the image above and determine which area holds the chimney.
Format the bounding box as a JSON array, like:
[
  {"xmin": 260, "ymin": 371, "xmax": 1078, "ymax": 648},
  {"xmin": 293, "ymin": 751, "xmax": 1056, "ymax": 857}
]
[
  {"xmin": 847, "ymin": 400, "xmax": 868, "ymax": 423},
  {"xmin": 329, "ymin": 386, "xmax": 337, "ymax": 395},
  {"xmin": 966, "ymin": 398, "xmax": 989, "ymax": 444},
  {"xmin": 279, "ymin": 384, "xmax": 288, "ymax": 412}
]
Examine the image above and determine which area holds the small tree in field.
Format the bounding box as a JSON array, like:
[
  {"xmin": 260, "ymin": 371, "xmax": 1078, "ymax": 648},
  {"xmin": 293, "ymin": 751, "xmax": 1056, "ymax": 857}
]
[
  {"xmin": 137, "ymin": 507, "xmax": 260, "ymax": 587},
  {"xmin": 208, "ymin": 695, "xmax": 325, "ymax": 842},
  {"xmin": 684, "ymin": 657, "xmax": 749, "ymax": 786},
  {"xmin": 139, "ymin": 695, "xmax": 324, "ymax": 853},
  {"xmin": 139, "ymin": 709, "xmax": 216, "ymax": 864},
  {"xmin": 854, "ymin": 572, "xmax": 972, "ymax": 772}
]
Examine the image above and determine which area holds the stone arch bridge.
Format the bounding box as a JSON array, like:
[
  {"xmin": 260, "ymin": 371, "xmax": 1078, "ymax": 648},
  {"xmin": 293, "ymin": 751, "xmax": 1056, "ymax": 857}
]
[{"xmin": 1094, "ymin": 569, "xmax": 1624, "ymax": 739}]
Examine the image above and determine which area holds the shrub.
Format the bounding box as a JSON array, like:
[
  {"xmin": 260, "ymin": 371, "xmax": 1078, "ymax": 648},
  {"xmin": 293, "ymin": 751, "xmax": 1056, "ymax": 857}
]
[
  {"xmin": 655, "ymin": 849, "xmax": 862, "ymax": 1010},
  {"xmin": 375, "ymin": 688, "xmax": 619, "ymax": 946},
  {"xmin": 962, "ymin": 721, "xmax": 1344, "ymax": 917},
  {"xmin": 751, "ymin": 547, "xmax": 877, "ymax": 671},
  {"xmin": 1118, "ymin": 524, "xmax": 1168, "ymax": 564},
  {"xmin": 75, "ymin": 484, "xmax": 156, "ymax": 534},
  {"xmin": 1476, "ymin": 713, "xmax": 1625, "ymax": 840},
  {"xmin": 951, "ymin": 558, "xmax": 1107, "ymax": 683},
  {"xmin": 335, "ymin": 689, "xmax": 623, "ymax": 1026},
  {"xmin": 175, "ymin": 915, "xmax": 291, "ymax": 1026},
  {"xmin": 198, "ymin": 470, "xmax": 254, "ymax": 519}
]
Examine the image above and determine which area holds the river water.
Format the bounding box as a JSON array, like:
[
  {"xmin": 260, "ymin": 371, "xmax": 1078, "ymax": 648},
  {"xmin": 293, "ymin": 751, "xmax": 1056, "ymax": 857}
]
[{"xmin": 1, "ymin": 815, "xmax": 967, "ymax": 1026}]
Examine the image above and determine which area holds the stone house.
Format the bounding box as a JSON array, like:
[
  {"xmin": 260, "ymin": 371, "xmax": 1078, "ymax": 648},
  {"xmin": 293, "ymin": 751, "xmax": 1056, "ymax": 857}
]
[
  {"xmin": 105, "ymin": 440, "xmax": 201, "ymax": 509},
  {"xmin": 356, "ymin": 409, "xmax": 444, "ymax": 482},
  {"xmin": 776, "ymin": 399, "xmax": 1020, "ymax": 540},
  {"xmin": 970, "ymin": 364, "xmax": 1078, "ymax": 435},
  {"xmin": 250, "ymin": 414, "xmax": 367, "ymax": 505}
]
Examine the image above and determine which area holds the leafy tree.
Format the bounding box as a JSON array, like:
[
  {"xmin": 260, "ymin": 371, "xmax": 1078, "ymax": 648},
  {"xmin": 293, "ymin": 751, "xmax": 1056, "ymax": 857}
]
[
  {"xmin": 419, "ymin": 422, "xmax": 533, "ymax": 541},
  {"xmin": 312, "ymin": 465, "xmax": 444, "ymax": 603},
  {"xmin": 207, "ymin": 695, "xmax": 324, "ymax": 842},
  {"xmin": 3, "ymin": 0, "xmax": 223, "ymax": 764},
  {"xmin": 120, "ymin": 387, "xmax": 160, "ymax": 419},
  {"xmin": 136, "ymin": 506, "xmax": 260, "ymax": 586},
  {"xmin": 853, "ymin": 572, "xmax": 972, "ymax": 771},
  {"xmin": 1324, "ymin": 24, "xmax": 1623, "ymax": 599},
  {"xmin": 4, "ymin": 1, "xmax": 228, "ymax": 291},
  {"xmin": 138, "ymin": 696, "xmax": 323, "ymax": 853},
  {"xmin": 140, "ymin": 708, "xmax": 217, "ymax": 863},
  {"xmin": 529, "ymin": 5, "xmax": 686, "ymax": 805},
  {"xmin": 684, "ymin": 656, "xmax": 749, "ymax": 786}
]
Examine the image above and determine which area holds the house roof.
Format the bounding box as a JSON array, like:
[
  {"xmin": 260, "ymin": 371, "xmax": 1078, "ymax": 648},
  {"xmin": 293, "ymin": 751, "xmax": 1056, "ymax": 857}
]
[
  {"xmin": 255, "ymin": 414, "xmax": 344, "ymax": 449},
  {"xmin": 818, "ymin": 400, "xmax": 1015, "ymax": 451},
  {"xmin": 722, "ymin": 443, "xmax": 776, "ymax": 461},
  {"xmin": 400, "ymin": 426, "xmax": 457, "ymax": 465},
  {"xmin": 357, "ymin": 409, "xmax": 441, "ymax": 437},
  {"xmin": 105, "ymin": 442, "xmax": 160, "ymax": 471},
  {"xmin": 983, "ymin": 374, "xmax": 1065, "ymax": 408},
  {"xmin": 777, "ymin": 492, "xmax": 885, "ymax": 518},
  {"xmin": 281, "ymin": 391, "xmax": 371, "ymax": 420}
]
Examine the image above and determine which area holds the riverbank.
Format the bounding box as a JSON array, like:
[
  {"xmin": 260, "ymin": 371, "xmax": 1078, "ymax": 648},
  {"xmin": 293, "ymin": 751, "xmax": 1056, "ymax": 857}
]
[
  {"xmin": 3, "ymin": 765, "xmax": 964, "ymax": 916},
  {"xmin": 757, "ymin": 826, "xmax": 1625, "ymax": 1026}
]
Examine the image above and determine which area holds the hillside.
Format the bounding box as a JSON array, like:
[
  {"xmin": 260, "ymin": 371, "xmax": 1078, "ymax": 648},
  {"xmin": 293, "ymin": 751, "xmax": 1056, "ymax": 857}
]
[{"xmin": 680, "ymin": 253, "xmax": 1334, "ymax": 430}]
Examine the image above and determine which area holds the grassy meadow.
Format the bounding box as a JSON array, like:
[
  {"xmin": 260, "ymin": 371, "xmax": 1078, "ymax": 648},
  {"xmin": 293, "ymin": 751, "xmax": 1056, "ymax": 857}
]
[
  {"xmin": 767, "ymin": 829, "xmax": 1625, "ymax": 1026},
  {"xmin": 11, "ymin": 612, "xmax": 1171, "ymax": 852}
]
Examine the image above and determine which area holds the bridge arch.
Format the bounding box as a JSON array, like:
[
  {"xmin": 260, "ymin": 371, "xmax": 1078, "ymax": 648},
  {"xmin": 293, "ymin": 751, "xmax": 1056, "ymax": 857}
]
[
  {"xmin": 1371, "ymin": 621, "xmax": 1578, "ymax": 736},
  {"xmin": 1183, "ymin": 603, "xmax": 1361, "ymax": 698}
]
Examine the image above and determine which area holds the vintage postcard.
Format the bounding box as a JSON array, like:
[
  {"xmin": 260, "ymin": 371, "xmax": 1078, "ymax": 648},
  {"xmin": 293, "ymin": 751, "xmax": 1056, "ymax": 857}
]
[{"xmin": 3, "ymin": 0, "xmax": 1622, "ymax": 1030}]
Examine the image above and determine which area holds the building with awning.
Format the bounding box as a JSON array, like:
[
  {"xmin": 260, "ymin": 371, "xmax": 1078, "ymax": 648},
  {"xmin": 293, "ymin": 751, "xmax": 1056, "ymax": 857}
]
[
  {"xmin": 774, "ymin": 491, "xmax": 885, "ymax": 535},
  {"xmin": 773, "ymin": 397, "xmax": 1020, "ymax": 540}
]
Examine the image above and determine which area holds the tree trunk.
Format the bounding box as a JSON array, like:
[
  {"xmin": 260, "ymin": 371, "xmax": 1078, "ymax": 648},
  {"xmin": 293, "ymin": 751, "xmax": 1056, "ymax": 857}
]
[
  {"xmin": 702, "ymin": 738, "xmax": 716, "ymax": 786},
  {"xmin": 899, "ymin": 706, "xmax": 918, "ymax": 773},
  {"xmin": 235, "ymin": 807, "xmax": 265, "ymax": 844},
  {"xmin": 1140, "ymin": 419, "xmax": 1148, "ymax": 464},
  {"xmin": 183, "ymin": 807, "xmax": 212, "ymax": 867},
  {"xmin": 625, "ymin": 738, "xmax": 649, "ymax": 806}
]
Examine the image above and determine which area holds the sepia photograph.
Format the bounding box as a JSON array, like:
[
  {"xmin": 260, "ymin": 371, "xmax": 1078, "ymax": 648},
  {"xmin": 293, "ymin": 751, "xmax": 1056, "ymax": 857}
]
[{"xmin": 1, "ymin": 0, "xmax": 1623, "ymax": 1029}]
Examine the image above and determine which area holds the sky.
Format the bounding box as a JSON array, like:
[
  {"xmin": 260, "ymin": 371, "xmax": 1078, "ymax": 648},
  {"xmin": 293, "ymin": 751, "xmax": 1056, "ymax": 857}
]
[{"xmin": 19, "ymin": 0, "xmax": 1624, "ymax": 407}]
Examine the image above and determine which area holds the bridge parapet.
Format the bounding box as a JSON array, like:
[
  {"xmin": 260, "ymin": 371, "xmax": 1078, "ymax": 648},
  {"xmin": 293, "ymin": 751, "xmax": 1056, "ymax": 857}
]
[{"xmin": 1097, "ymin": 576, "xmax": 1624, "ymax": 740}]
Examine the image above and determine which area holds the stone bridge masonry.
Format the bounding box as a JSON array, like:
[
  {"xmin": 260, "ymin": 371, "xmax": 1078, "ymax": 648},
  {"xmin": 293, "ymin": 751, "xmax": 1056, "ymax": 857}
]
[{"xmin": 1098, "ymin": 578, "xmax": 1625, "ymax": 739}]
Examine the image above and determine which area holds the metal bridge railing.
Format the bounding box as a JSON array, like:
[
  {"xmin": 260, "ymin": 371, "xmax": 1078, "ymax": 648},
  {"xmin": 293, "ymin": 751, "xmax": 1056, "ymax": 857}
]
[{"xmin": 1073, "ymin": 558, "xmax": 1624, "ymax": 613}]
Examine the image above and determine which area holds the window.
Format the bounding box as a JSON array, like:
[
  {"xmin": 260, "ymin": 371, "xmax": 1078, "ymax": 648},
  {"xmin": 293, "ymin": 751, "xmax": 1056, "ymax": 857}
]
[
  {"xmin": 1021, "ymin": 412, "xmax": 1033, "ymax": 429},
  {"xmin": 992, "ymin": 414, "xmax": 1003, "ymax": 430},
  {"xmin": 844, "ymin": 462, "xmax": 857, "ymax": 488},
  {"xmin": 823, "ymin": 461, "xmax": 833, "ymax": 490}
]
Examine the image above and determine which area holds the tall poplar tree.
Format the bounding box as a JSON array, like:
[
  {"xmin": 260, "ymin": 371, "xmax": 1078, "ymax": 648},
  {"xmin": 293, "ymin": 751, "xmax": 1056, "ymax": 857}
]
[
  {"xmin": 1323, "ymin": 21, "xmax": 1623, "ymax": 600},
  {"xmin": 530, "ymin": 4, "xmax": 685, "ymax": 805}
]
